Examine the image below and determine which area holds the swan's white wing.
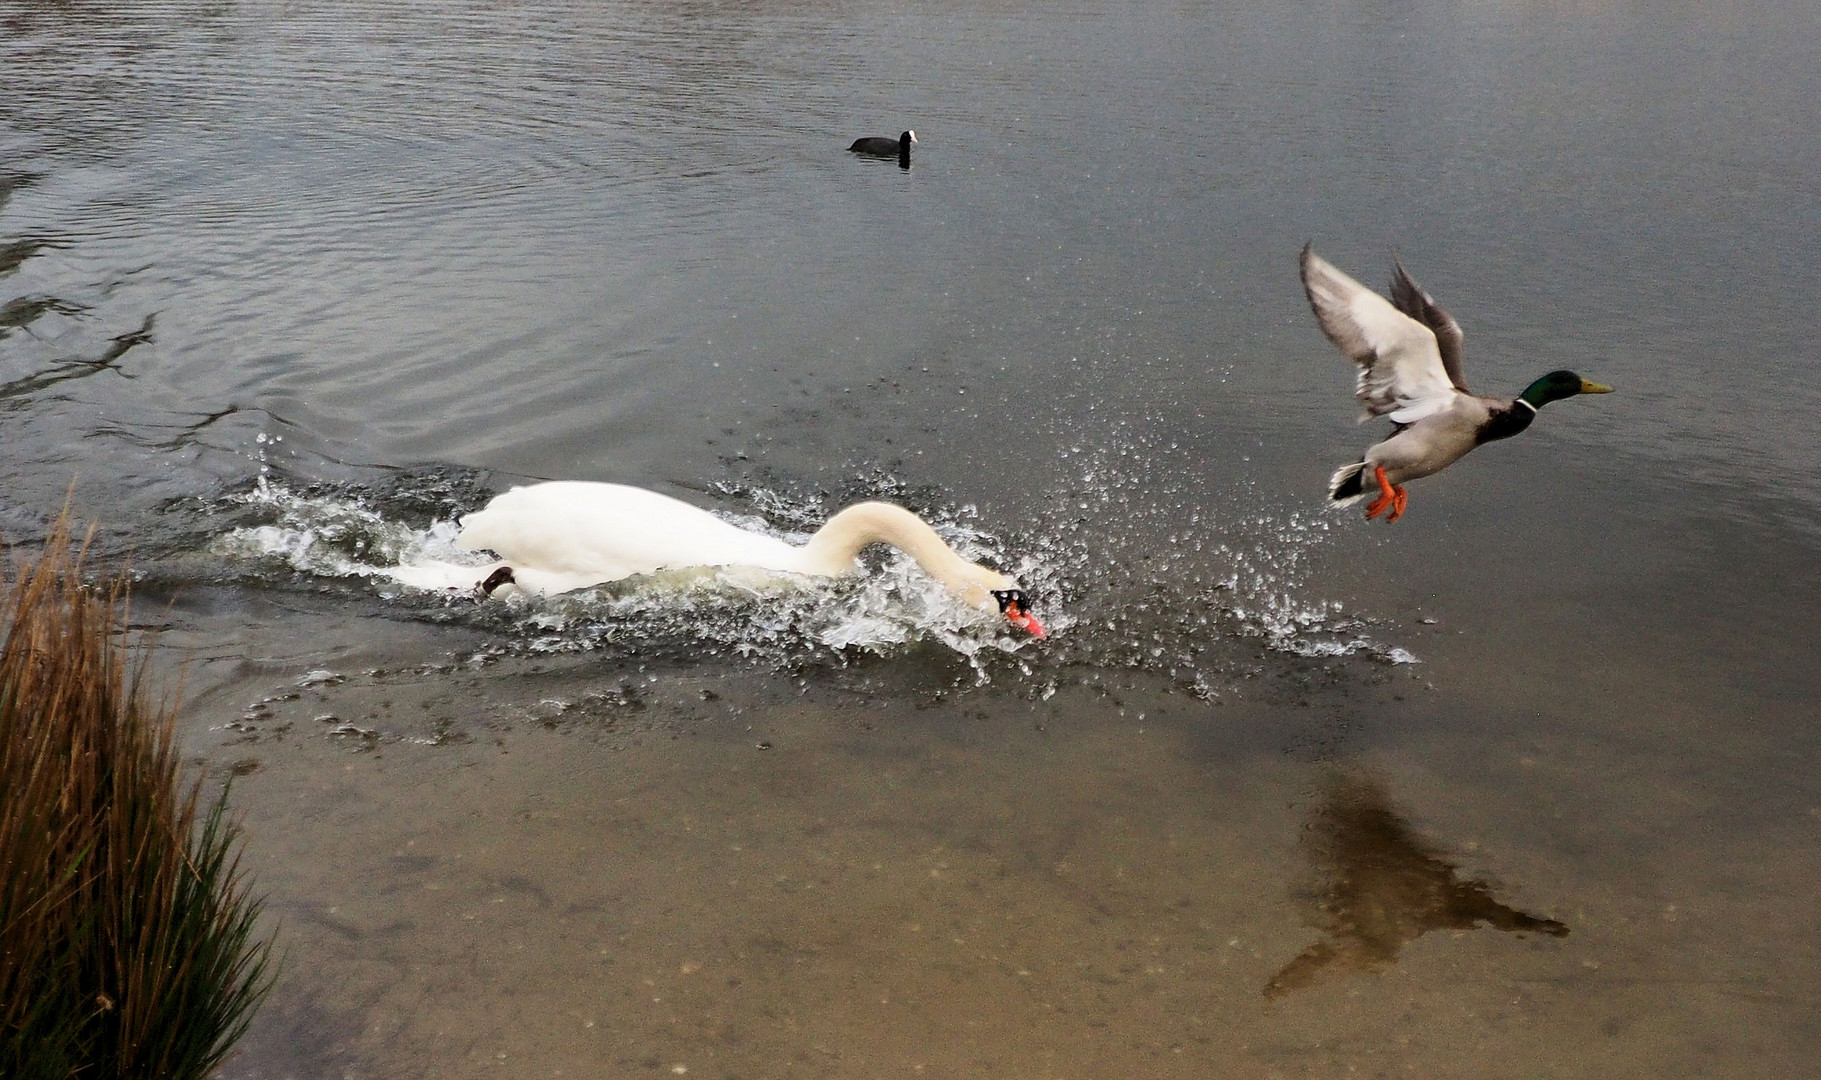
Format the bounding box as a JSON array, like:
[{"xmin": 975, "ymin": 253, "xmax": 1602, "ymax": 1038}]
[
  {"xmin": 384, "ymin": 558, "xmax": 609, "ymax": 597},
  {"xmin": 385, "ymin": 559, "xmax": 504, "ymax": 592},
  {"xmin": 455, "ymin": 481, "xmax": 804, "ymax": 580},
  {"xmin": 1300, "ymin": 246, "xmax": 1458, "ymax": 424}
]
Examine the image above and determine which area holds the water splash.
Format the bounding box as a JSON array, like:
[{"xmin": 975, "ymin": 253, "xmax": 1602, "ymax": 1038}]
[
  {"xmin": 1213, "ymin": 508, "xmax": 1415, "ymax": 664},
  {"xmin": 213, "ymin": 472, "xmax": 474, "ymax": 581},
  {"xmin": 206, "ymin": 448, "xmax": 1416, "ymax": 697},
  {"xmin": 1027, "ymin": 416, "xmax": 1418, "ymax": 680}
]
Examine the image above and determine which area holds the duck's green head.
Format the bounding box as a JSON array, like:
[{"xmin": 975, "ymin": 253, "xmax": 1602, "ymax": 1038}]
[{"xmin": 1521, "ymin": 370, "xmax": 1613, "ymax": 407}]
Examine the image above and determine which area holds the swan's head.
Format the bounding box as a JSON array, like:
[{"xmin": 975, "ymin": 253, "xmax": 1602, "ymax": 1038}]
[
  {"xmin": 992, "ymin": 588, "xmax": 1047, "ymax": 639},
  {"xmin": 929, "ymin": 556, "xmax": 1045, "ymax": 639},
  {"xmin": 940, "ymin": 558, "xmax": 1045, "ymax": 637}
]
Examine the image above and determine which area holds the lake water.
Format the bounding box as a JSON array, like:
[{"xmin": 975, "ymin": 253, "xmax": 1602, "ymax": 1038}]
[{"xmin": 4, "ymin": 0, "xmax": 1819, "ymax": 1076}]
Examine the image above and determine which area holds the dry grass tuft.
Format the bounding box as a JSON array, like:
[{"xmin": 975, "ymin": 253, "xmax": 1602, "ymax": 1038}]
[{"xmin": 0, "ymin": 517, "xmax": 273, "ymax": 1079}]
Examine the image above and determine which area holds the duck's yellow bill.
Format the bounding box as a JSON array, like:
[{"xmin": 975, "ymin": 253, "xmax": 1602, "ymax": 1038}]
[{"xmin": 1580, "ymin": 380, "xmax": 1614, "ymax": 393}]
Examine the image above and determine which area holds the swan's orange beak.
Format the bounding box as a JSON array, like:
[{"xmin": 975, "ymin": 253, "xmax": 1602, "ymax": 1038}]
[{"xmin": 1007, "ymin": 609, "xmax": 1047, "ymax": 638}]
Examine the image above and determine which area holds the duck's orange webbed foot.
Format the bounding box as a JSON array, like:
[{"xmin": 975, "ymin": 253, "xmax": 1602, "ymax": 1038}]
[
  {"xmin": 1364, "ymin": 465, "xmax": 1398, "ymax": 520},
  {"xmin": 1387, "ymin": 484, "xmax": 1408, "ymax": 522}
]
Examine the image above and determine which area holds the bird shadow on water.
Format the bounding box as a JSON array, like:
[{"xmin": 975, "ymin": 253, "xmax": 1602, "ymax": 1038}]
[{"xmin": 1264, "ymin": 772, "xmax": 1568, "ymax": 1000}]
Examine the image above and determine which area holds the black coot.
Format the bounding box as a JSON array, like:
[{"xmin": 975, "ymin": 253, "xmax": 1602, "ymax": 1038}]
[{"xmin": 849, "ymin": 130, "xmax": 916, "ymax": 158}]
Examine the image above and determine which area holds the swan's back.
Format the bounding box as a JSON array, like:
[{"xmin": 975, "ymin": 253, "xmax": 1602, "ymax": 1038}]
[{"xmin": 456, "ymin": 482, "xmax": 809, "ymax": 584}]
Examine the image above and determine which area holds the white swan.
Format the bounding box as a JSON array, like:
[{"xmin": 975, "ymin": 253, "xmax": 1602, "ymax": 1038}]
[{"xmin": 388, "ymin": 481, "xmax": 1046, "ymax": 636}]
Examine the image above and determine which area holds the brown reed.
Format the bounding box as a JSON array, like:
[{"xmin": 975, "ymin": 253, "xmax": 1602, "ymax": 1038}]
[{"xmin": 0, "ymin": 517, "xmax": 272, "ymax": 1079}]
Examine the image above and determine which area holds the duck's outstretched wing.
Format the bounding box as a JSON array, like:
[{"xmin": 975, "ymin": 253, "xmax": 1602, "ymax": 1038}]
[
  {"xmin": 1389, "ymin": 260, "xmax": 1468, "ymax": 392},
  {"xmin": 1300, "ymin": 244, "xmax": 1458, "ymax": 425}
]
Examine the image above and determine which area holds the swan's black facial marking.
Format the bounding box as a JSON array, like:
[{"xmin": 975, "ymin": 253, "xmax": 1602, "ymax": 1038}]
[
  {"xmin": 993, "ymin": 588, "xmax": 1033, "ymax": 617},
  {"xmin": 477, "ymin": 566, "xmax": 516, "ymax": 598}
]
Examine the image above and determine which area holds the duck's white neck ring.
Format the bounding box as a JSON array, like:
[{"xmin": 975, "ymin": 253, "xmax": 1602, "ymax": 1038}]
[{"xmin": 1514, "ymin": 399, "xmax": 1539, "ymax": 414}]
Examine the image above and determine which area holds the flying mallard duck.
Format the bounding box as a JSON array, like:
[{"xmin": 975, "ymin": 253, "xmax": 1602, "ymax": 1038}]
[{"xmin": 1299, "ymin": 244, "xmax": 1612, "ymax": 522}]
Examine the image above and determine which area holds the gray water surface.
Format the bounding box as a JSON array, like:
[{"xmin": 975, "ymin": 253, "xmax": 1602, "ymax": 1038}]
[{"xmin": 4, "ymin": 0, "xmax": 1819, "ymax": 1076}]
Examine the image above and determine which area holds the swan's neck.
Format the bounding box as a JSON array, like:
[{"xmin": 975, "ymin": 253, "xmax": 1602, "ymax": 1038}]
[{"xmin": 800, "ymin": 502, "xmax": 1014, "ymax": 609}]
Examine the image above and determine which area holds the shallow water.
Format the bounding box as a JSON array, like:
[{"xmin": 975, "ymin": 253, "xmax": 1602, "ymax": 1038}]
[{"xmin": 3, "ymin": 0, "xmax": 1819, "ymax": 1076}]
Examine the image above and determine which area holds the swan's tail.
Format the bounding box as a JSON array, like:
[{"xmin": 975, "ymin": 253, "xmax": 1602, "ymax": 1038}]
[{"xmin": 1329, "ymin": 460, "xmax": 1368, "ymax": 505}]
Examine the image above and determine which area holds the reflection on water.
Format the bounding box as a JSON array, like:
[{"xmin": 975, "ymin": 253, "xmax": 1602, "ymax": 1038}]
[
  {"xmin": 0, "ymin": 312, "xmax": 151, "ymax": 406},
  {"xmin": 1266, "ymin": 773, "xmax": 1568, "ymax": 999}
]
